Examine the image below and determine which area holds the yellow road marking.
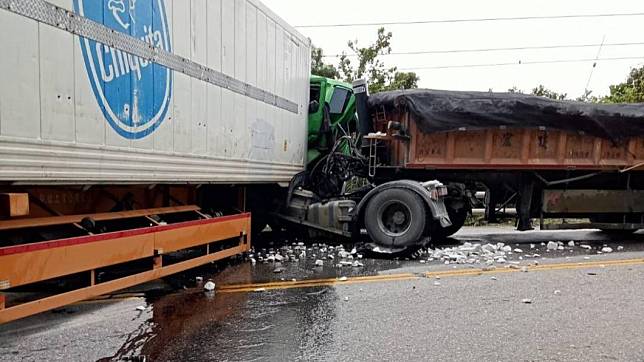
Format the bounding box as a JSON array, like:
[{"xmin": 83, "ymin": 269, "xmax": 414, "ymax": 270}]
[{"xmin": 217, "ymin": 258, "xmax": 644, "ymax": 294}]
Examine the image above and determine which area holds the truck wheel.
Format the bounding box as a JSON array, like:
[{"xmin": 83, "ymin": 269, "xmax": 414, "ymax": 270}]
[
  {"xmin": 364, "ymin": 188, "xmax": 427, "ymax": 247},
  {"xmin": 435, "ymin": 208, "xmax": 468, "ymax": 240}
]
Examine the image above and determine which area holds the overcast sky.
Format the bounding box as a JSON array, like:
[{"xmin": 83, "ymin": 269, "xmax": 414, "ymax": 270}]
[{"xmin": 263, "ymin": 0, "xmax": 644, "ymax": 98}]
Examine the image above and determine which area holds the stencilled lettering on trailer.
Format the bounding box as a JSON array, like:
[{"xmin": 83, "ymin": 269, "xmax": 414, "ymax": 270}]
[{"xmin": 0, "ymin": 0, "xmax": 311, "ymax": 184}]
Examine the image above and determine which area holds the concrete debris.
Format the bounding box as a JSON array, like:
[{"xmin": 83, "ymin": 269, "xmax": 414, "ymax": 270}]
[
  {"xmin": 554, "ymin": 290, "xmax": 561, "ymax": 295},
  {"xmin": 521, "ymin": 266, "xmax": 529, "ymax": 273},
  {"xmin": 328, "ymin": 255, "xmax": 335, "ymax": 260},
  {"xmin": 274, "ymin": 254, "xmax": 284, "ymax": 262},
  {"xmin": 568, "ymin": 241, "xmax": 576, "ymax": 247},
  {"xmin": 338, "ymin": 276, "xmax": 348, "ymax": 282},
  {"xmin": 350, "ymin": 247, "xmax": 357, "ymax": 255},
  {"xmin": 357, "ymin": 254, "xmax": 364, "ymax": 259},
  {"xmin": 136, "ymin": 306, "xmax": 146, "ymax": 311},
  {"xmin": 501, "ymin": 245, "xmax": 512, "ymax": 253},
  {"xmin": 546, "ymin": 241, "xmax": 558, "ymax": 250},
  {"xmin": 344, "ymin": 296, "xmax": 349, "ymax": 302},
  {"xmin": 530, "ymin": 244, "xmax": 536, "ymax": 249},
  {"xmin": 250, "ymin": 258, "xmax": 257, "ymax": 265},
  {"xmin": 352, "ymin": 261, "xmax": 364, "ymax": 268},
  {"xmin": 204, "ymin": 281, "xmax": 216, "ymax": 291},
  {"xmin": 514, "ymin": 248, "xmax": 523, "ymax": 253},
  {"xmin": 521, "ymin": 298, "xmax": 533, "ymax": 304},
  {"xmin": 315, "ymin": 259, "xmax": 324, "ymax": 267},
  {"xmin": 254, "ymin": 288, "xmax": 267, "ymax": 292},
  {"xmin": 339, "ymin": 261, "xmax": 353, "ymax": 266},
  {"xmin": 195, "ymin": 276, "xmax": 203, "ymax": 283},
  {"xmin": 419, "ymin": 260, "xmax": 426, "ymax": 264},
  {"xmin": 617, "ymin": 246, "xmax": 624, "ymax": 251},
  {"xmin": 434, "ymin": 281, "xmax": 441, "ymax": 286},
  {"xmin": 508, "ymin": 264, "xmax": 520, "ymax": 270},
  {"xmin": 273, "ymin": 267, "xmax": 285, "ymax": 273},
  {"xmin": 580, "ymin": 245, "xmax": 592, "ymax": 250},
  {"xmin": 601, "ymin": 247, "xmax": 613, "ymax": 253},
  {"xmin": 584, "ymin": 257, "xmax": 591, "ymax": 260},
  {"xmin": 490, "ymin": 276, "xmax": 497, "ymax": 280},
  {"xmin": 557, "ymin": 246, "xmax": 565, "ymax": 251}
]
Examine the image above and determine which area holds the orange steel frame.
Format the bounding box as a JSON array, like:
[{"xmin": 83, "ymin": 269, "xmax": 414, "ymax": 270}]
[{"xmin": 0, "ymin": 211, "xmax": 251, "ymax": 324}]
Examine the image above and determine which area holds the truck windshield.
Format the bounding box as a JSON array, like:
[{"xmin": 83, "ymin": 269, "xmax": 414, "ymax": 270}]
[{"xmin": 329, "ymin": 87, "xmax": 350, "ymax": 114}]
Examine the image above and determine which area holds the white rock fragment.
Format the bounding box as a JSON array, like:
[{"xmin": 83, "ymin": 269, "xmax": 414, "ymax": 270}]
[
  {"xmin": 352, "ymin": 261, "xmax": 364, "ymax": 268},
  {"xmin": 250, "ymin": 258, "xmax": 257, "ymax": 265},
  {"xmin": 568, "ymin": 241, "xmax": 576, "ymax": 247},
  {"xmin": 490, "ymin": 276, "xmax": 497, "ymax": 281},
  {"xmin": 254, "ymin": 288, "xmax": 266, "ymax": 292},
  {"xmin": 338, "ymin": 276, "xmax": 348, "ymax": 282},
  {"xmin": 601, "ymin": 247, "xmax": 613, "ymax": 253},
  {"xmin": 547, "ymin": 241, "xmax": 558, "ymax": 250},
  {"xmin": 136, "ymin": 306, "xmax": 146, "ymax": 311},
  {"xmin": 274, "ymin": 254, "xmax": 284, "ymax": 262},
  {"xmin": 521, "ymin": 266, "xmax": 529, "ymax": 273},
  {"xmin": 419, "ymin": 260, "xmax": 426, "ymax": 264},
  {"xmin": 204, "ymin": 281, "xmax": 216, "ymax": 291},
  {"xmin": 584, "ymin": 257, "xmax": 591, "ymax": 260},
  {"xmin": 195, "ymin": 276, "xmax": 203, "ymax": 282},
  {"xmin": 328, "ymin": 255, "xmax": 335, "ymax": 260},
  {"xmin": 617, "ymin": 246, "xmax": 624, "ymax": 251},
  {"xmin": 434, "ymin": 281, "xmax": 441, "ymax": 286},
  {"xmin": 501, "ymin": 245, "xmax": 512, "ymax": 253},
  {"xmin": 580, "ymin": 245, "xmax": 592, "ymax": 250},
  {"xmin": 521, "ymin": 298, "xmax": 533, "ymax": 304},
  {"xmin": 530, "ymin": 244, "xmax": 536, "ymax": 249},
  {"xmin": 344, "ymin": 296, "xmax": 349, "ymax": 302},
  {"xmin": 554, "ymin": 290, "xmax": 561, "ymax": 295},
  {"xmin": 557, "ymin": 246, "xmax": 565, "ymax": 251},
  {"xmin": 315, "ymin": 259, "xmax": 324, "ymax": 266}
]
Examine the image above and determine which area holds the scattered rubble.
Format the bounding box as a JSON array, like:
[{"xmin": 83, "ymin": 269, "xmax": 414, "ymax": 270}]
[
  {"xmin": 204, "ymin": 281, "xmax": 216, "ymax": 291},
  {"xmin": 135, "ymin": 306, "xmax": 146, "ymax": 311},
  {"xmin": 554, "ymin": 290, "xmax": 561, "ymax": 295},
  {"xmin": 521, "ymin": 298, "xmax": 533, "ymax": 304},
  {"xmin": 617, "ymin": 246, "xmax": 624, "ymax": 251},
  {"xmin": 315, "ymin": 260, "xmax": 324, "ymax": 266},
  {"xmin": 601, "ymin": 247, "xmax": 613, "ymax": 253},
  {"xmin": 195, "ymin": 276, "xmax": 203, "ymax": 283},
  {"xmin": 338, "ymin": 276, "xmax": 348, "ymax": 282}
]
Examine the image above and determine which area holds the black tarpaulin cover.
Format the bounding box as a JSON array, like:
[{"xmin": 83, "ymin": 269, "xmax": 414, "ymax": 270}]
[{"xmin": 368, "ymin": 89, "xmax": 644, "ymax": 141}]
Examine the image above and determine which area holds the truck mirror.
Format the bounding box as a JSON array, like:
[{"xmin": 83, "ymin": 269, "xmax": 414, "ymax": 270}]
[{"xmin": 309, "ymin": 100, "xmax": 320, "ymax": 114}]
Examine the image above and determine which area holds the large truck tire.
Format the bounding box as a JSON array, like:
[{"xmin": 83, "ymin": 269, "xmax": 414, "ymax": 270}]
[
  {"xmin": 434, "ymin": 207, "xmax": 468, "ymax": 240},
  {"xmin": 364, "ymin": 188, "xmax": 427, "ymax": 247}
]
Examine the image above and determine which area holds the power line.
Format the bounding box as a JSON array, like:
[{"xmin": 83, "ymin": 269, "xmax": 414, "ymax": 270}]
[
  {"xmin": 295, "ymin": 12, "xmax": 644, "ymax": 28},
  {"xmin": 321, "ymin": 41, "xmax": 644, "ymax": 58},
  {"xmin": 398, "ymin": 56, "xmax": 644, "ymax": 71}
]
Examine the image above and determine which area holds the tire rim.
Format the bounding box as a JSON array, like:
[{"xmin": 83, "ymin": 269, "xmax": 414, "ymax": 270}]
[{"xmin": 377, "ymin": 200, "xmax": 413, "ymax": 237}]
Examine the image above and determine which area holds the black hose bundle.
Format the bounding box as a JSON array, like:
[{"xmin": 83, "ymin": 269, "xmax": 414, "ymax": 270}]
[{"xmin": 308, "ymin": 136, "xmax": 369, "ymax": 199}]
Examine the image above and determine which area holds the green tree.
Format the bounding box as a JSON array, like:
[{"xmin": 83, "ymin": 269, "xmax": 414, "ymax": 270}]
[
  {"xmin": 601, "ymin": 66, "xmax": 644, "ymax": 103},
  {"xmin": 311, "ymin": 44, "xmax": 339, "ymax": 79},
  {"xmin": 337, "ymin": 28, "xmax": 419, "ymax": 93},
  {"xmin": 531, "ymin": 84, "xmax": 567, "ymax": 100}
]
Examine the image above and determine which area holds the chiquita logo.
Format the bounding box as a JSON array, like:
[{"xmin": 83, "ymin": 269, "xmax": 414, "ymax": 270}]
[{"xmin": 74, "ymin": 0, "xmax": 173, "ymax": 139}]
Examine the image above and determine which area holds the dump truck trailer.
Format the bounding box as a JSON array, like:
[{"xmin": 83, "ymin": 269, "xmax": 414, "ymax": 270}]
[{"xmin": 0, "ymin": 0, "xmax": 310, "ymax": 323}]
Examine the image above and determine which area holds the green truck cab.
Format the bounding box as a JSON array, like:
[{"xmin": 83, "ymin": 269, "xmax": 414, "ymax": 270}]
[{"xmin": 307, "ymin": 76, "xmax": 357, "ymax": 164}]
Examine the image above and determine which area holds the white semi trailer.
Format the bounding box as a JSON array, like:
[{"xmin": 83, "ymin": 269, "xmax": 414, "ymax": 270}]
[{"xmin": 0, "ymin": 0, "xmax": 310, "ymax": 323}]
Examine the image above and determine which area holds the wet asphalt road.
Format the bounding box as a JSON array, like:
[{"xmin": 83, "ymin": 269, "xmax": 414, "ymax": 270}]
[{"xmin": 1, "ymin": 227, "xmax": 644, "ymax": 361}]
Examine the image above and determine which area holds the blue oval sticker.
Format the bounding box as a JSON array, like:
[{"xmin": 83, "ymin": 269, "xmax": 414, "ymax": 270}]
[{"xmin": 74, "ymin": 0, "xmax": 173, "ymax": 139}]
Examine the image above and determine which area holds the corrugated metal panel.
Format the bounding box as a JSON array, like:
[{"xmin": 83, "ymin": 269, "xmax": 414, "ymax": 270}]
[{"xmin": 0, "ymin": 0, "xmax": 310, "ymax": 184}]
